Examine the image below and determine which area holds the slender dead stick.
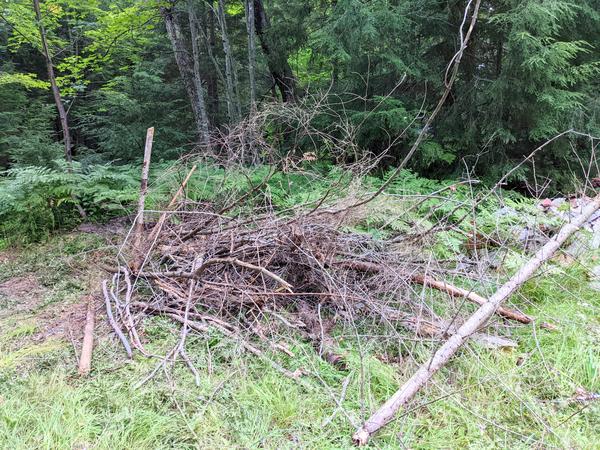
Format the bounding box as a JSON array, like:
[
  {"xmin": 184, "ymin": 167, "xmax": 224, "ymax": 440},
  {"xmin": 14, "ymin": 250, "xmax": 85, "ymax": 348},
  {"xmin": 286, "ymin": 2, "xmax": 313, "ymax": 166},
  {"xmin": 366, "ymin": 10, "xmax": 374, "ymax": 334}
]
[
  {"xmin": 334, "ymin": 260, "xmax": 530, "ymax": 323},
  {"xmin": 344, "ymin": 0, "xmax": 482, "ymax": 211},
  {"xmin": 102, "ymin": 280, "xmax": 133, "ymax": 358},
  {"xmin": 411, "ymin": 274, "xmax": 532, "ymax": 324},
  {"xmin": 353, "ymin": 193, "xmax": 600, "ymax": 446},
  {"xmin": 147, "ymin": 164, "xmax": 197, "ymax": 243},
  {"xmin": 132, "ymin": 127, "xmax": 154, "ymax": 271},
  {"xmin": 78, "ymin": 296, "xmax": 96, "ymax": 376}
]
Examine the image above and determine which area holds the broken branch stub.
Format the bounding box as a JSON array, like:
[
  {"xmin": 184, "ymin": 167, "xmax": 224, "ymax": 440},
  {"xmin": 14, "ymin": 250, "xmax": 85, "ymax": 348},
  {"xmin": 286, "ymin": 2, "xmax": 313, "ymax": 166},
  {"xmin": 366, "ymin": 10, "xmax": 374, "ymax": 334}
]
[{"xmin": 352, "ymin": 193, "xmax": 600, "ymax": 446}]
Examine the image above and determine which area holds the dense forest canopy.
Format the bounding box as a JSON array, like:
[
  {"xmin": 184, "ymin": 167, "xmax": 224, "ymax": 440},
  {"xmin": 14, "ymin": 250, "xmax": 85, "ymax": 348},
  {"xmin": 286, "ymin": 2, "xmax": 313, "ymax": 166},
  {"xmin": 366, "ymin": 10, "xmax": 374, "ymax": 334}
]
[{"xmin": 1, "ymin": 0, "xmax": 599, "ymax": 187}]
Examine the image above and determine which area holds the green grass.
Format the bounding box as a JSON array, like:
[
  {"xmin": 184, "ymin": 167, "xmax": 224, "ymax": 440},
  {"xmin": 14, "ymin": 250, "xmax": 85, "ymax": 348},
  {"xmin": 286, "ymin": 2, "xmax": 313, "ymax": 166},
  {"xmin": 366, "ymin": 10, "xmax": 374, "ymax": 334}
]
[{"xmin": 0, "ymin": 183, "xmax": 599, "ymax": 448}]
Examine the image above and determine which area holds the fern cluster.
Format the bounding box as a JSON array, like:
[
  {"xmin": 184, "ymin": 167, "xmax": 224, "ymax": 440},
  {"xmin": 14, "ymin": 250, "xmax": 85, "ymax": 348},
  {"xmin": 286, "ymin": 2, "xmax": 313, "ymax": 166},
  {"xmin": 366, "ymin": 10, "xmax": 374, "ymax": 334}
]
[{"xmin": 0, "ymin": 162, "xmax": 139, "ymax": 244}]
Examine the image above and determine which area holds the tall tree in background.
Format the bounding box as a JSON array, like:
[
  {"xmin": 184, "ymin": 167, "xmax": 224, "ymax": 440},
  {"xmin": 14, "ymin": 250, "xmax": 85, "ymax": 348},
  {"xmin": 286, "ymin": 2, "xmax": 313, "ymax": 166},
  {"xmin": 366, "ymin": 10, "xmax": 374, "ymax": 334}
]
[
  {"xmin": 32, "ymin": 0, "xmax": 72, "ymax": 163},
  {"xmin": 217, "ymin": 0, "xmax": 241, "ymax": 121},
  {"xmin": 245, "ymin": 0, "xmax": 257, "ymax": 110},
  {"xmin": 188, "ymin": 0, "xmax": 211, "ymax": 145},
  {"xmin": 253, "ymin": 0, "xmax": 296, "ymax": 102},
  {"xmin": 161, "ymin": 1, "xmax": 210, "ymax": 146}
]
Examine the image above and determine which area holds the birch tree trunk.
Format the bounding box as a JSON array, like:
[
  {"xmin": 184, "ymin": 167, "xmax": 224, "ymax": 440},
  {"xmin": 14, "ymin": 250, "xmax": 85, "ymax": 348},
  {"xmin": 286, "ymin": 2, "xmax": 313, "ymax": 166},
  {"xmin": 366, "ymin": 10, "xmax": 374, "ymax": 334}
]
[
  {"xmin": 217, "ymin": 0, "xmax": 241, "ymax": 122},
  {"xmin": 32, "ymin": 0, "xmax": 72, "ymax": 163},
  {"xmin": 352, "ymin": 192, "xmax": 600, "ymax": 446},
  {"xmin": 161, "ymin": 3, "xmax": 209, "ymax": 146},
  {"xmin": 245, "ymin": 0, "xmax": 257, "ymax": 111}
]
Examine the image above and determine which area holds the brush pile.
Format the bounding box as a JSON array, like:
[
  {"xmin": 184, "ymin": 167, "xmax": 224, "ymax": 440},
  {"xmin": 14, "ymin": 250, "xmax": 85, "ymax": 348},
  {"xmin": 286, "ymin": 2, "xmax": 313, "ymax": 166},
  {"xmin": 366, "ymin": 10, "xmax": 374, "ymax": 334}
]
[{"xmin": 103, "ymin": 191, "xmax": 489, "ymax": 378}]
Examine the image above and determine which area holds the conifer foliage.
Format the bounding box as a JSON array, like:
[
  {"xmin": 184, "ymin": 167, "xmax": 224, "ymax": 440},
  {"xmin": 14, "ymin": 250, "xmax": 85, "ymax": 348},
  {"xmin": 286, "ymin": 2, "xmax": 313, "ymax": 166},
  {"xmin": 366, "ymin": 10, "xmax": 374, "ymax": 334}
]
[{"xmin": 0, "ymin": 0, "xmax": 598, "ymax": 184}]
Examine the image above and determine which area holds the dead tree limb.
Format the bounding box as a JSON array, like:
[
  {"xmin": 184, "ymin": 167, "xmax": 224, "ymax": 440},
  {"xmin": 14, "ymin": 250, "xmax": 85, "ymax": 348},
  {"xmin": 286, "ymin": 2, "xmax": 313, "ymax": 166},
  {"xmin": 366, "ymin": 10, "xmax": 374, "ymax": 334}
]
[
  {"xmin": 352, "ymin": 193, "xmax": 600, "ymax": 446},
  {"xmin": 147, "ymin": 164, "xmax": 197, "ymax": 244},
  {"xmin": 102, "ymin": 280, "xmax": 133, "ymax": 359},
  {"xmin": 346, "ymin": 0, "xmax": 482, "ymax": 211},
  {"xmin": 335, "ymin": 260, "xmax": 530, "ymax": 324},
  {"xmin": 411, "ymin": 274, "xmax": 532, "ymax": 324},
  {"xmin": 77, "ymin": 296, "xmax": 96, "ymax": 376}
]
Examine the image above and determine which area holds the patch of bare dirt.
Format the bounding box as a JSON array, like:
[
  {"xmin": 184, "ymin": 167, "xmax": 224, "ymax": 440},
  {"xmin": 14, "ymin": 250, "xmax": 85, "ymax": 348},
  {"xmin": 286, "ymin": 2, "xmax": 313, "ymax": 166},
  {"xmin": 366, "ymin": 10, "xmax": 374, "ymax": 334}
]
[
  {"xmin": 0, "ymin": 251, "xmax": 16, "ymax": 265},
  {"xmin": 36, "ymin": 297, "xmax": 91, "ymax": 341},
  {"xmin": 0, "ymin": 275, "xmax": 45, "ymax": 317},
  {"xmin": 0, "ymin": 275, "xmax": 40, "ymax": 297},
  {"xmin": 76, "ymin": 215, "xmax": 132, "ymax": 237}
]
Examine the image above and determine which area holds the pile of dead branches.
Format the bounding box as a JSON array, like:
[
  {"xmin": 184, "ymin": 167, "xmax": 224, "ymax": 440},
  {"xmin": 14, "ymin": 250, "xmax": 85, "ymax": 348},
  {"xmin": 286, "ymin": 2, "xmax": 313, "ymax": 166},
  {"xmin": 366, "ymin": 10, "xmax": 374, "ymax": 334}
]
[
  {"xmin": 95, "ymin": 149, "xmax": 600, "ymax": 444},
  {"xmin": 106, "ymin": 196, "xmax": 459, "ymax": 375}
]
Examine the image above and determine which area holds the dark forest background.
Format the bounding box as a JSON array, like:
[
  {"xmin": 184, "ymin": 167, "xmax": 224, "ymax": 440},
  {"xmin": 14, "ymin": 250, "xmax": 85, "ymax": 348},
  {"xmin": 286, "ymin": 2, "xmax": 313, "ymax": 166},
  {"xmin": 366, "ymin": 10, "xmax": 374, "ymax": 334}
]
[{"xmin": 1, "ymin": 0, "xmax": 599, "ymax": 189}]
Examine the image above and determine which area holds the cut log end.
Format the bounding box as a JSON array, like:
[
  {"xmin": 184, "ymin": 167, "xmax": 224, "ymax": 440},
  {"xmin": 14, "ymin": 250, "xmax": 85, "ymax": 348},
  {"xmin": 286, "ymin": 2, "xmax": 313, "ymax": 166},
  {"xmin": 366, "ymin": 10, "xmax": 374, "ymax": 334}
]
[{"xmin": 352, "ymin": 429, "xmax": 370, "ymax": 446}]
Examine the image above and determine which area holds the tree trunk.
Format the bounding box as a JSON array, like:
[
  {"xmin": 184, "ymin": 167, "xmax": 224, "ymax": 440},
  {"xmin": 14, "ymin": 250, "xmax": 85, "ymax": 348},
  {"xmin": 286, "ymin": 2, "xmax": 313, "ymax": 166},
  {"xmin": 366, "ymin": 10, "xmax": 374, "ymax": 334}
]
[
  {"xmin": 188, "ymin": 1, "xmax": 211, "ymax": 146},
  {"xmin": 495, "ymin": 37, "xmax": 503, "ymax": 77},
  {"xmin": 206, "ymin": 3, "xmax": 219, "ymax": 123},
  {"xmin": 253, "ymin": 0, "xmax": 296, "ymax": 102},
  {"xmin": 245, "ymin": 0, "xmax": 257, "ymax": 110},
  {"xmin": 33, "ymin": 0, "xmax": 72, "ymax": 163},
  {"xmin": 162, "ymin": 3, "xmax": 210, "ymax": 146},
  {"xmin": 218, "ymin": 0, "xmax": 241, "ymax": 122}
]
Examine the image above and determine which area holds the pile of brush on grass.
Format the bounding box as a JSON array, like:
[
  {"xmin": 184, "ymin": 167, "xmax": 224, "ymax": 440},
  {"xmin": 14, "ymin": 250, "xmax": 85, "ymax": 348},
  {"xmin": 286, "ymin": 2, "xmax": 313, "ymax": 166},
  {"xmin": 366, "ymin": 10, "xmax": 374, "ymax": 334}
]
[{"xmin": 101, "ymin": 170, "xmax": 537, "ymax": 381}]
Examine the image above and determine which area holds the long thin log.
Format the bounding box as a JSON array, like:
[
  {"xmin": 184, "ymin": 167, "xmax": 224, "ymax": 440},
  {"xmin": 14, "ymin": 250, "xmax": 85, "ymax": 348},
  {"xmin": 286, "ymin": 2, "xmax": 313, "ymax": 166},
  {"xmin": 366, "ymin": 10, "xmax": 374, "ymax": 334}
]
[
  {"xmin": 77, "ymin": 296, "xmax": 96, "ymax": 376},
  {"xmin": 411, "ymin": 274, "xmax": 532, "ymax": 324},
  {"xmin": 352, "ymin": 193, "xmax": 600, "ymax": 446}
]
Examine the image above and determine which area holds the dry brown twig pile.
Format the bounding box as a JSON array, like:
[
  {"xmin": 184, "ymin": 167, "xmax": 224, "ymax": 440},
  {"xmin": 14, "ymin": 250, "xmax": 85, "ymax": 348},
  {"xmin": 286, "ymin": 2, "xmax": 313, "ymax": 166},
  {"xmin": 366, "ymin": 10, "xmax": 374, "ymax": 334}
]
[
  {"xmin": 105, "ymin": 194, "xmax": 457, "ymax": 377},
  {"xmin": 94, "ymin": 128, "xmax": 599, "ymax": 443},
  {"xmin": 101, "ymin": 164, "xmax": 549, "ymax": 379}
]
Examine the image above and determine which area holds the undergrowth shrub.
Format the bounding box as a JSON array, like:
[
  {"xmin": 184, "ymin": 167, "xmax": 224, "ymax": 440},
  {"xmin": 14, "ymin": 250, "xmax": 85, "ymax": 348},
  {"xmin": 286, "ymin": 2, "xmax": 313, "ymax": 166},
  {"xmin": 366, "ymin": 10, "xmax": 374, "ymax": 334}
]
[{"xmin": 0, "ymin": 161, "xmax": 139, "ymax": 244}]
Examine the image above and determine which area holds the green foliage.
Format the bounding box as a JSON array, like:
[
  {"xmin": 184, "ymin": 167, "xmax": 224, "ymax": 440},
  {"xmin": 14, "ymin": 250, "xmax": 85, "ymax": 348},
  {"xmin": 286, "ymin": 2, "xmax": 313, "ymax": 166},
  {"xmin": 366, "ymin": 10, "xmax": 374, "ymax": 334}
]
[
  {"xmin": 0, "ymin": 162, "xmax": 139, "ymax": 243},
  {"xmin": 0, "ymin": 72, "xmax": 49, "ymax": 90},
  {"xmin": 75, "ymin": 62, "xmax": 194, "ymax": 162},
  {"xmin": 1, "ymin": 0, "xmax": 599, "ymax": 192},
  {"xmin": 0, "ymin": 67, "xmax": 62, "ymax": 168}
]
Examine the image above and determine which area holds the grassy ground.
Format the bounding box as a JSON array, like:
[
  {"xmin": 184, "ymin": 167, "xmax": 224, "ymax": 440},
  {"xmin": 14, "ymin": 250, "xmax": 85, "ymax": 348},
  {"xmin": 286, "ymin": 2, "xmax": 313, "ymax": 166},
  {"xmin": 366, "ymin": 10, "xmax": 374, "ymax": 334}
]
[{"xmin": 0, "ymin": 229, "xmax": 598, "ymax": 449}]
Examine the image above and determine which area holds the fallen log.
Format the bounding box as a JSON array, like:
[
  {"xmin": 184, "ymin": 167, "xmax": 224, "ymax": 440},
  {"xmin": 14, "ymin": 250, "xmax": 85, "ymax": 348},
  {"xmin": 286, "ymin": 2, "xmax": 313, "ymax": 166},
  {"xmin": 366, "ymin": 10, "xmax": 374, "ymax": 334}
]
[
  {"xmin": 77, "ymin": 296, "xmax": 96, "ymax": 376},
  {"xmin": 352, "ymin": 193, "xmax": 600, "ymax": 446}
]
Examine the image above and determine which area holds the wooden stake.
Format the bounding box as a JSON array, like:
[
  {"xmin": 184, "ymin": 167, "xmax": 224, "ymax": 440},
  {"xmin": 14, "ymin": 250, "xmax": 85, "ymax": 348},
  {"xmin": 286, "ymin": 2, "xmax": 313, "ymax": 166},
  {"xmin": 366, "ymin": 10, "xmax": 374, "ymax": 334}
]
[
  {"xmin": 132, "ymin": 127, "xmax": 154, "ymax": 271},
  {"xmin": 78, "ymin": 297, "xmax": 96, "ymax": 376},
  {"xmin": 352, "ymin": 193, "xmax": 600, "ymax": 446}
]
